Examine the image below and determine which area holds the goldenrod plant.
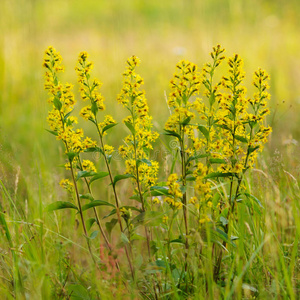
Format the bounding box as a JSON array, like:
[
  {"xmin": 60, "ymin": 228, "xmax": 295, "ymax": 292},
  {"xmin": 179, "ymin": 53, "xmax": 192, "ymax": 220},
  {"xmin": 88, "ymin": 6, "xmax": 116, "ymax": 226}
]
[{"xmin": 42, "ymin": 45, "xmax": 274, "ymax": 299}]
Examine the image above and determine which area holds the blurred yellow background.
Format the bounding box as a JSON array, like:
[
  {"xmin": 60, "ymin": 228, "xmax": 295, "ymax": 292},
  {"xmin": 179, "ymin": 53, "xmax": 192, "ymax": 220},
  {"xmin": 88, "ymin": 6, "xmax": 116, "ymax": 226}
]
[{"xmin": 1, "ymin": 0, "xmax": 300, "ymax": 174}]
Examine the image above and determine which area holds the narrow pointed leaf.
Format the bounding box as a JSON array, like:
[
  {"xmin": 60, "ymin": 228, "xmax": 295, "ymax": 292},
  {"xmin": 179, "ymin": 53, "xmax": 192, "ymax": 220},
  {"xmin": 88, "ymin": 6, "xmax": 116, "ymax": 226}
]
[
  {"xmin": 46, "ymin": 201, "xmax": 78, "ymax": 212},
  {"xmin": 103, "ymin": 208, "xmax": 117, "ymax": 219},
  {"xmin": 235, "ymin": 135, "xmax": 248, "ymax": 143},
  {"xmin": 89, "ymin": 172, "xmax": 109, "ymax": 184},
  {"xmin": 124, "ymin": 121, "xmax": 135, "ymax": 135},
  {"xmin": 82, "ymin": 200, "xmax": 115, "ymax": 212},
  {"xmin": 205, "ymin": 172, "xmax": 236, "ymax": 179},
  {"xmin": 79, "ymin": 193, "xmax": 94, "ymax": 201},
  {"xmin": 105, "ymin": 218, "xmax": 118, "ymax": 236},
  {"xmin": 45, "ymin": 129, "xmax": 58, "ymax": 136},
  {"xmin": 76, "ymin": 170, "xmax": 97, "ymax": 180},
  {"xmin": 187, "ymin": 153, "xmax": 209, "ymax": 163},
  {"xmin": 86, "ymin": 218, "xmax": 97, "ymax": 231},
  {"xmin": 209, "ymin": 158, "xmax": 227, "ymax": 164},
  {"xmin": 150, "ymin": 186, "xmax": 169, "ymax": 196},
  {"xmin": 89, "ymin": 230, "xmax": 99, "ymax": 240},
  {"xmin": 66, "ymin": 152, "xmax": 77, "ymax": 161},
  {"xmin": 181, "ymin": 116, "xmax": 191, "ymax": 126},
  {"xmin": 163, "ymin": 130, "xmax": 182, "ymax": 141},
  {"xmin": 102, "ymin": 123, "xmax": 117, "ymax": 133},
  {"xmin": 63, "ymin": 109, "xmax": 74, "ymax": 122},
  {"xmin": 248, "ymin": 145, "xmax": 260, "ymax": 154},
  {"xmin": 198, "ymin": 125, "xmax": 209, "ymax": 139},
  {"xmin": 113, "ymin": 174, "xmax": 135, "ymax": 186}
]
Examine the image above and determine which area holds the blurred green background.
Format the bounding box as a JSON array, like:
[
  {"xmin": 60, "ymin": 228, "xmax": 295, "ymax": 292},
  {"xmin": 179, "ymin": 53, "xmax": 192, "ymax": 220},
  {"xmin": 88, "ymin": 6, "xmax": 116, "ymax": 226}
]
[{"xmin": 1, "ymin": 0, "xmax": 300, "ymax": 188}]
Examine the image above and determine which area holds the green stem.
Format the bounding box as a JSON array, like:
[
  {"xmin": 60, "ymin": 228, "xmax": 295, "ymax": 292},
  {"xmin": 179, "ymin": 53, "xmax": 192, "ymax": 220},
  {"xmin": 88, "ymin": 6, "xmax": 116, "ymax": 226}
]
[
  {"xmin": 78, "ymin": 158, "xmax": 120, "ymax": 272},
  {"xmin": 97, "ymin": 123, "xmax": 135, "ymax": 279},
  {"xmin": 180, "ymin": 125, "xmax": 189, "ymax": 277}
]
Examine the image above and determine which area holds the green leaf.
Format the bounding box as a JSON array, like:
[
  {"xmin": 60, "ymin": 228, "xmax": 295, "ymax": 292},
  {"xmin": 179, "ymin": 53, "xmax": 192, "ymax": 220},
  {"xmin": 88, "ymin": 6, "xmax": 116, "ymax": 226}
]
[
  {"xmin": 53, "ymin": 96, "xmax": 62, "ymax": 111},
  {"xmin": 46, "ymin": 201, "xmax": 78, "ymax": 212},
  {"xmin": 131, "ymin": 233, "xmax": 145, "ymax": 241},
  {"xmin": 131, "ymin": 211, "xmax": 163, "ymax": 227},
  {"xmin": 150, "ymin": 186, "xmax": 169, "ymax": 196},
  {"xmin": 205, "ymin": 172, "xmax": 236, "ymax": 179},
  {"xmin": 170, "ymin": 238, "xmax": 185, "ymax": 244},
  {"xmin": 198, "ymin": 125, "xmax": 209, "ymax": 140},
  {"xmin": 130, "ymin": 194, "xmax": 143, "ymax": 201},
  {"xmin": 235, "ymin": 135, "xmax": 248, "ymax": 143},
  {"xmin": 244, "ymin": 193, "xmax": 264, "ymax": 208},
  {"xmin": 163, "ymin": 130, "xmax": 182, "ymax": 141},
  {"xmin": 181, "ymin": 116, "xmax": 191, "ymax": 126},
  {"xmin": 137, "ymin": 158, "xmax": 152, "ymax": 166},
  {"xmin": 45, "ymin": 129, "xmax": 58, "ymax": 136},
  {"xmin": 187, "ymin": 153, "xmax": 209, "ymax": 163},
  {"xmin": 84, "ymin": 147, "xmax": 104, "ymax": 155},
  {"xmin": 217, "ymin": 124, "xmax": 231, "ymax": 131},
  {"xmin": 172, "ymin": 268, "xmax": 181, "ymax": 284},
  {"xmin": 105, "ymin": 218, "xmax": 118, "ymax": 236},
  {"xmin": 86, "ymin": 218, "xmax": 97, "ymax": 231},
  {"xmin": 79, "ymin": 193, "xmax": 94, "ymax": 201},
  {"xmin": 209, "ymin": 93, "xmax": 215, "ymax": 106},
  {"xmin": 213, "ymin": 228, "xmax": 236, "ymax": 248},
  {"xmin": 102, "ymin": 122, "xmax": 117, "ymax": 134},
  {"xmin": 121, "ymin": 205, "xmax": 142, "ymax": 213},
  {"xmin": 63, "ymin": 109, "xmax": 74, "ymax": 122},
  {"xmin": 76, "ymin": 170, "xmax": 97, "ymax": 180},
  {"xmin": 130, "ymin": 212, "xmax": 146, "ymax": 226},
  {"xmin": 248, "ymin": 145, "xmax": 260, "ymax": 154},
  {"xmin": 209, "ymin": 158, "xmax": 227, "ymax": 164},
  {"xmin": 89, "ymin": 172, "xmax": 109, "ymax": 184},
  {"xmin": 103, "ymin": 208, "xmax": 117, "ymax": 219},
  {"xmin": 124, "ymin": 121, "xmax": 135, "ymax": 135},
  {"xmin": 66, "ymin": 152, "xmax": 77, "ymax": 162},
  {"xmin": 91, "ymin": 101, "xmax": 98, "ymax": 116},
  {"xmin": 155, "ymin": 259, "xmax": 167, "ymax": 268},
  {"xmin": 113, "ymin": 174, "xmax": 135, "ymax": 186},
  {"xmin": 89, "ymin": 230, "xmax": 99, "ymax": 240},
  {"xmin": 67, "ymin": 284, "xmax": 91, "ymax": 300},
  {"xmin": 121, "ymin": 232, "xmax": 129, "ymax": 244},
  {"xmin": 220, "ymin": 216, "xmax": 229, "ymax": 227},
  {"xmin": 82, "ymin": 200, "xmax": 115, "ymax": 212}
]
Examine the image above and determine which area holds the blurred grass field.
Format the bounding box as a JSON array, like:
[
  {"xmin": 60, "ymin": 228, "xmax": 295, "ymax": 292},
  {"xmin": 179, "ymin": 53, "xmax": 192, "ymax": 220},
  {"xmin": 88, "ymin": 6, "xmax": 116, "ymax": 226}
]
[
  {"xmin": 0, "ymin": 0, "xmax": 298, "ymax": 197},
  {"xmin": 1, "ymin": 0, "xmax": 300, "ymax": 298}
]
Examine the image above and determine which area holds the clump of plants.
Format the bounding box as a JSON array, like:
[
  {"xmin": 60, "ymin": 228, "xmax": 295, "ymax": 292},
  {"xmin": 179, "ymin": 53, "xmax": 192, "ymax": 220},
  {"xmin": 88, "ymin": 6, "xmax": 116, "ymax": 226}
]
[{"xmin": 43, "ymin": 44, "xmax": 272, "ymax": 299}]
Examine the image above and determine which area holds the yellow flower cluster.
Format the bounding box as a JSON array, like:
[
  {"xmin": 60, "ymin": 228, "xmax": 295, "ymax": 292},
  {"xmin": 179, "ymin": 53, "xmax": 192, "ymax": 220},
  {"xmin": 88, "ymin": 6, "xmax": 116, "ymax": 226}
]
[
  {"xmin": 120, "ymin": 207, "xmax": 132, "ymax": 222},
  {"xmin": 98, "ymin": 115, "xmax": 117, "ymax": 136},
  {"xmin": 117, "ymin": 56, "xmax": 143, "ymax": 107},
  {"xmin": 76, "ymin": 52, "xmax": 105, "ymax": 117},
  {"xmin": 165, "ymin": 60, "xmax": 200, "ymax": 135},
  {"xmin": 104, "ymin": 145, "xmax": 114, "ymax": 155},
  {"xmin": 202, "ymin": 44, "xmax": 225, "ymax": 100},
  {"xmin": 82, "ymin": 159, "xmax": 97, "ymax": 173},
  {"xmin": 168, "ymin": 60, "xmax": 201, "ymax": 108},
  {"xmin": 165, "ymin": 197, "xmax": 183, "ymax": 210},
  {"xmin": 118, "ymin": 56, "xmax": 159, "ymax": 189},
  {"xmin": 164, "ymin": 174, "xmax": 183, "ymax": 210},
  {"xmin": 213, "ymin": 58, "xmax": 272, "ymax": 173},
  {"xmin": 43, "ymin": 46, "xmax": 97, "ymax": 159},
  {"xmin": 167, "ymin": 174, "xmax": 183, "ymax": 198},
  {"xmin": 193, "ymin": 163, "xmax": 212, "ymax": 202},
  {"xmin": 59, "ymin": 178, "xmax": 74, "ymax": 193}
]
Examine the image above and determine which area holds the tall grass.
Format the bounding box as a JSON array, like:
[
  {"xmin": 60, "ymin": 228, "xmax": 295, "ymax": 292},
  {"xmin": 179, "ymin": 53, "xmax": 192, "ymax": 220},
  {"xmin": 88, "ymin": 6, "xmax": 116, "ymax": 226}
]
[{"xmin": 1, "ymin": 0, "xmax": 300, "ymax": 299}]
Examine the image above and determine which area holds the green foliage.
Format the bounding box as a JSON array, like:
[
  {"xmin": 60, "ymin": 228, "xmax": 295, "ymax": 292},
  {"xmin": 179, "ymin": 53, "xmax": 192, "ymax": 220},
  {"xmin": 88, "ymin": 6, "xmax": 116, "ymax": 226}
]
[{"xmin": 1, "ymin": 24, "xmax": 300, "ymax": 298}]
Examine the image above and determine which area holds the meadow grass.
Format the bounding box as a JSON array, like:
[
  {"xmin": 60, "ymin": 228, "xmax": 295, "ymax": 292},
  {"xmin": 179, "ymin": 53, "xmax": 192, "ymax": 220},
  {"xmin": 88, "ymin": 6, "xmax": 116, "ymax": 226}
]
[{"xmin": 1, "ymin": 0, "xmax": 300, "ymax": 299}]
